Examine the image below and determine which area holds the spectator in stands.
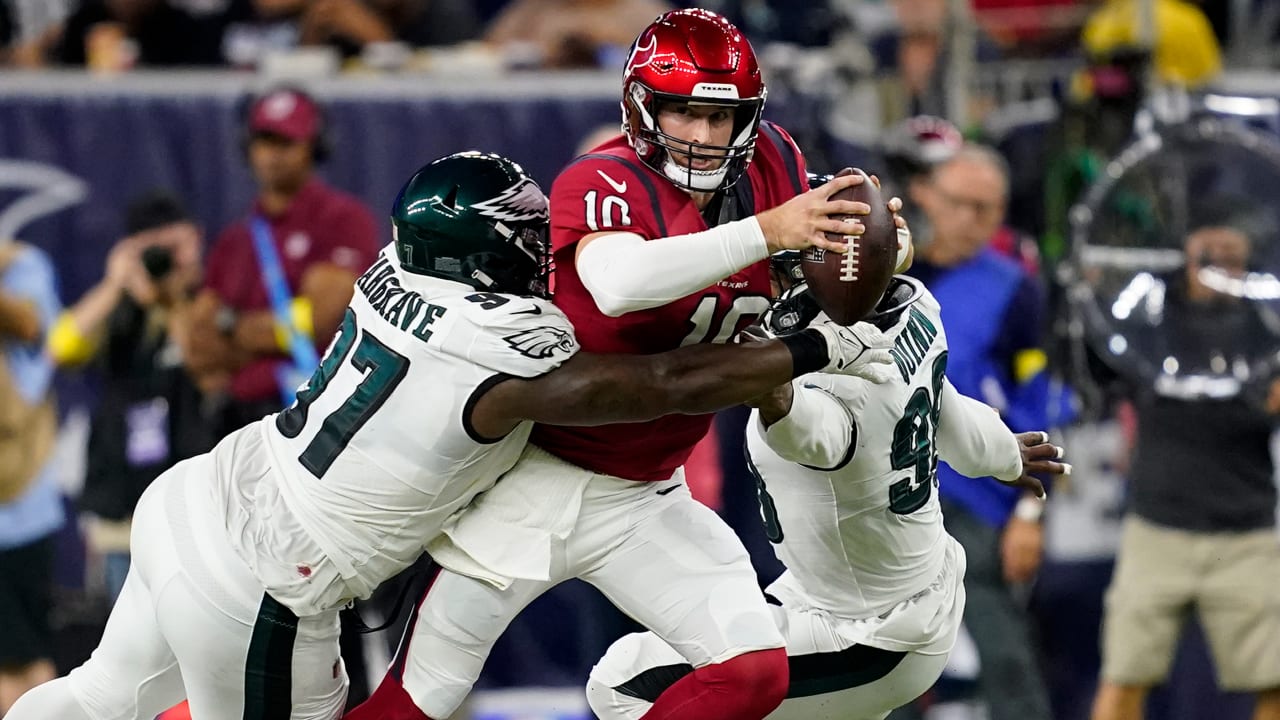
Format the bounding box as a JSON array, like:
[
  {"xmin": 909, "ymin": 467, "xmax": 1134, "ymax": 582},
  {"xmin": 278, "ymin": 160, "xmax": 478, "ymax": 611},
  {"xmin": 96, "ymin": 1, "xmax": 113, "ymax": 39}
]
[
  {"xmin": 1090, "ymin": 216, "xmax": 1280, "ymax": 720},
  {"xmin": 484, "ymin": 0, "xmax": 672, "ymax": 69},
  {"xmin": 219, "ymin": 0, "xmax": 306, "ymax": 67},
  {"xmin": 46, "ymin": 192, "xmax": 218, "ymax": 606},
  {"xmin": 970, "ymin": 0, "xmax": 1089, "ymax": 57},
  {"xmin": 0, "ymin": 0, "xmax": 15, "ymax": 65},
  {"xmin": 0, "ymin": 241, "xmax": 63, "ymax": 714},
  {"xmin": 903, "ymin": 144, "xmax": 1054, "ymax": 720},
  {"xmin": 298, "ymin": 0, "xmax": 479, "ymax": 56},
  {"xmin": 0, "ymin": 0, "xmax": 68, "ymax": 66},
  {"xmin": 47, "ymin": 0, "xmax": 223, "ymax": 67},
  {"xmin": 869, "ymin": 0, "xmax": 1002, "ymax": 123},
  {"xmin": 179, "ymin": 86, "xmax": 378, "ymax": 438},
  {"xmin": 878, "ymin": 113, "xmax": 963, "ymax": 225},
  {"xmin": 703, "ymin": 0, "xmax": 839, "ymax": 47}
]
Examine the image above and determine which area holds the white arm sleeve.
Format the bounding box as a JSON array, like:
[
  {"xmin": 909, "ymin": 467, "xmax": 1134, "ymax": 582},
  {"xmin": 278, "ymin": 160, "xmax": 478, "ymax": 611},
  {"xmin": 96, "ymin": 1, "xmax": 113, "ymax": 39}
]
[
  {"xmin": 575, "ymin": 217, "xmax": 769, "ymax": 317},
  {"xmin": 758, "ymin": 383, "xmax": 857, "ymax": 470},
  {"xmin": 936, "ymin": 379, "xmax": 1023, "ymax": 481}
]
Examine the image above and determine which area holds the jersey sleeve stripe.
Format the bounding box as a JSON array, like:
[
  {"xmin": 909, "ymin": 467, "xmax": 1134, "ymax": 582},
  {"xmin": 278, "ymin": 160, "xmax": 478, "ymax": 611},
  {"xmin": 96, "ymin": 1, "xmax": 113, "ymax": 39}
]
[
  {"xmin": 462, "ymin": 373, "xmax": 517, "ymax": 444},
  {"xmin": 574, "ymin": 153, "xmax": 669, "ymax": 236},
  {"xmin": 758, "ymin": 122, "xmax": 804, "ymax": 196},
  {"xmin": 798, "ymin": 386, "xmax": 859, "ymax": 472}
]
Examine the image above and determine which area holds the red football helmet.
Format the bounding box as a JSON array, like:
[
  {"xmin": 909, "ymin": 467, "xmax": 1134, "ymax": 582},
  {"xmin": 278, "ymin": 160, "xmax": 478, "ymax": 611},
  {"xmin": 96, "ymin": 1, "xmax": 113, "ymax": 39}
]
[{"xmin": 621, "ymin": 9, "xmax": 766, "ymax": 192}]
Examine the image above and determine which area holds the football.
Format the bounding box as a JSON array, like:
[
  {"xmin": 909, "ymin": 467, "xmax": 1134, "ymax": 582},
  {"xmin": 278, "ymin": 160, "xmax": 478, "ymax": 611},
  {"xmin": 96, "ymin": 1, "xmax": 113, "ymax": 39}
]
[{"xmin": 801, "ymin": 167, "xmax": 898, "ymax": 326}]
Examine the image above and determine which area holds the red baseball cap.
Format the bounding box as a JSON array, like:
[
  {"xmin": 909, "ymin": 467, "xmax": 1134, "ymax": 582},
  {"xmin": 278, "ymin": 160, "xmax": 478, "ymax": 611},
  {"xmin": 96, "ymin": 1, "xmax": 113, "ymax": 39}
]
[{"xmin": 248, "ymin": 88, "xmax": 321, "ymax": 142}]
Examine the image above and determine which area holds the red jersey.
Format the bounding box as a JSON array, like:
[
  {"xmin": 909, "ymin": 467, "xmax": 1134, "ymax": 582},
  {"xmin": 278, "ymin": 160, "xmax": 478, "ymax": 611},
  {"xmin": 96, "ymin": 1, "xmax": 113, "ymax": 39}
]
[
  {"xmin": 205, "ymin": 179, "xmax": 380, "ymax": 404},
  {"xmin": 532, "ymin": 122, "xmax": 808, "ymax": 481}
]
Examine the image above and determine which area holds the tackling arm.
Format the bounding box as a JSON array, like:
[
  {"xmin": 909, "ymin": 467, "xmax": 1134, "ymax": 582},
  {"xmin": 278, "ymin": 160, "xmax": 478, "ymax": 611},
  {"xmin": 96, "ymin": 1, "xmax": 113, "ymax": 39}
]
[{"xmin": 469, "ymin": 330, "xmax": 831, "ymax": 439}]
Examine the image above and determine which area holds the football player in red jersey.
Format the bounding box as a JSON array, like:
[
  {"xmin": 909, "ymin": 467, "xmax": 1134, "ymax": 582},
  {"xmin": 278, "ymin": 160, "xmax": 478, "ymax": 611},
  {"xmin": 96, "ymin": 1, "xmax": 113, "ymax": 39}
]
[{"xmin": 346, "ymin": 10, "xmax": 903, "ymax": 720}]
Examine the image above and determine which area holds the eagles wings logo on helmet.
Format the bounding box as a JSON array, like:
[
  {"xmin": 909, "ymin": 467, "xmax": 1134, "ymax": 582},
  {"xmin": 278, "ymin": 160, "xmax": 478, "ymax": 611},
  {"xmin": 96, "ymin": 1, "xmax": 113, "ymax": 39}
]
[
  {"xmin": 471, "ymin": 178, "xmax": 549, "ymax": 223},
  {"xmin": 504, "ymin": 326, "xmax": 576, "ymax": 359}
]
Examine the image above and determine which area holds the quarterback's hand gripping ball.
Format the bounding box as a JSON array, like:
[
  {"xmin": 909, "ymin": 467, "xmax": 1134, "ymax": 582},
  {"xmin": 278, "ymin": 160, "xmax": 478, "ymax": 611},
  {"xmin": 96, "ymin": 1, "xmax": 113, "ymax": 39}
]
[{"xmin": 802, "ymin": 168, "xmax": 899, "ymax": 325}]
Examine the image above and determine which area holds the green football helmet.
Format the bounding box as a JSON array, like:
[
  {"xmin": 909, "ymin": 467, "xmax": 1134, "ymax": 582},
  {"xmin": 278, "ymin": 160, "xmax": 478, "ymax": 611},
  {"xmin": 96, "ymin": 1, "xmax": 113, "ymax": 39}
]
[{"xmin": 391, "ymin": 151, "xmax": 552, "ymax": 297}]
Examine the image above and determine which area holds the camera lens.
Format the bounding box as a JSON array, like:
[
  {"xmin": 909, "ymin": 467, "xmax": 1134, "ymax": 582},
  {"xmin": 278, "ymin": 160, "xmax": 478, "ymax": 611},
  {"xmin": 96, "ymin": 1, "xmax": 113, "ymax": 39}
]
[{"xmin": 141, "ymin": 246, "xmax": 174, "ymax": 280}]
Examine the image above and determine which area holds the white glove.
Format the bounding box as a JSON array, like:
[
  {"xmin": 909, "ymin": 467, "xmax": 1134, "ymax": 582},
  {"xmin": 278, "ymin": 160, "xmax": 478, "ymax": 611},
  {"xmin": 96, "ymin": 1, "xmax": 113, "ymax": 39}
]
[{"xmin": 809, "ymin": 320, "xmax": 896, "ymax": 383}]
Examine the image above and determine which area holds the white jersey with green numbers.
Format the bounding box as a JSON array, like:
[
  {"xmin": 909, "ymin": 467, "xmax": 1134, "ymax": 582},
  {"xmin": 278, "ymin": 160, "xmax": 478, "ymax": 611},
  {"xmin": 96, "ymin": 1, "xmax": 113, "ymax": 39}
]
[
  {"xmin": 214, "ymin": 244, "xmax": 578, "ymax": 617},
  {"xmin": 746, "ymin": 288, "xmax": 957, "ymax": 623}
]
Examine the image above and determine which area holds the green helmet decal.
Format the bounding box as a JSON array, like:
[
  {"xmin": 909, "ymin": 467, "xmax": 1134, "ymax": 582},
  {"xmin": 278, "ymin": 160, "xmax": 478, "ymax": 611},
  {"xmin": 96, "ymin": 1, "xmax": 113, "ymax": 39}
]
[{"xmin": 391, "ymin": 151, "xmax": 552, "ymax": 297}]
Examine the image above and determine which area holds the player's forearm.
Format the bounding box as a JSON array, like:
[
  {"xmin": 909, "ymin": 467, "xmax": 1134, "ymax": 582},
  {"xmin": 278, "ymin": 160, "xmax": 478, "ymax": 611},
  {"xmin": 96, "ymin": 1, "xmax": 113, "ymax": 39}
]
[
  {"xmin": 936, "ymin": 379, "xmax": 1022, "ymax": 481},
  {"xmin": 755, "ymin": 383, "xmax": 794, "ymax": 427},
  {"xmin": 576, "ymin": 220, "xmax": 768, "ymax": 317},
  {"xmin": 529, "ymin": 331, "xmax": 828, "ymax": 426},
  {"xmin": 650, "ymin": 334, "xmax": 823, "ymax": 415}
]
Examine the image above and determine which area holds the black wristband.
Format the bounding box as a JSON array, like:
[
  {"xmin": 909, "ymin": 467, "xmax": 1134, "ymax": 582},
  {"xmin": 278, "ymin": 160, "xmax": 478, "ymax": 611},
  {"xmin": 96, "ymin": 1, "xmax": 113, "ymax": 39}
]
[{"xmin": 779, "ymin": 329, "xmax": 829, "ymax": 377}]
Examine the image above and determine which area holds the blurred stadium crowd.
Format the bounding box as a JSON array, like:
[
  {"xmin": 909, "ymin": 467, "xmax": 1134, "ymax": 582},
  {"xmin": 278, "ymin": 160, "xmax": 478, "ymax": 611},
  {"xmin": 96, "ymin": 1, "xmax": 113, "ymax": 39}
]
[{"xmin": 0, "ymin": 1, "xmax": 1279, "ymax": 719}]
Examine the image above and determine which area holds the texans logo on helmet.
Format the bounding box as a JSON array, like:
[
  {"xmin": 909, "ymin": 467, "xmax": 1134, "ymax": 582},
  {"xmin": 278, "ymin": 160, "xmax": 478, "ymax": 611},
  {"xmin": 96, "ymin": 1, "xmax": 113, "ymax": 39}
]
[
  {"xmin": 471, "ymin": 179, "xmax": 547, "ymax": 223},
  {"xmin": 626, "ymin": 34, "xmax": 657, "ymax": 73},
  {"xmin": 504, "ymin": 326, "xmax": 576, "ymax": 359}
]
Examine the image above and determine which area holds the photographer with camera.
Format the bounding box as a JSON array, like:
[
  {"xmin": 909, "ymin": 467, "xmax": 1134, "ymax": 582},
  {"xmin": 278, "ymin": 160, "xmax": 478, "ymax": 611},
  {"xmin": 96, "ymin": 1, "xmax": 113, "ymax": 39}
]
[
  {"xmin": 47, "ymin": 192, "xmax": 219, "ymax": 606},
  {"xmin": 1089, "ymin": 212, "xmax": 1280, "ymax": 720}
]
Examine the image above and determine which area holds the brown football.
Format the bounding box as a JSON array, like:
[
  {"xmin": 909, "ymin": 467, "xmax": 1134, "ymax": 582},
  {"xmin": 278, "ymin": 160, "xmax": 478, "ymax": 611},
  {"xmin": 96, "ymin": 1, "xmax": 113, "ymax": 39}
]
[{"xmin": 800, "ymin": 167, "xmax": 897, "ymax": 326}]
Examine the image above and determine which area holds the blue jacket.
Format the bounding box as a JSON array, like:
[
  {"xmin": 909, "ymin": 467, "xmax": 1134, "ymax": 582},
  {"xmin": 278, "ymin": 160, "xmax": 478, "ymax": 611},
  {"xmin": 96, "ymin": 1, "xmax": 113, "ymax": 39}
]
[
  {"xmin": 0, "ymin": 245, "xmax": 64, "ymax": 550},
  {"xmin": 910, "ymin": 249, "xmax": 1051, "ymax": 527}
]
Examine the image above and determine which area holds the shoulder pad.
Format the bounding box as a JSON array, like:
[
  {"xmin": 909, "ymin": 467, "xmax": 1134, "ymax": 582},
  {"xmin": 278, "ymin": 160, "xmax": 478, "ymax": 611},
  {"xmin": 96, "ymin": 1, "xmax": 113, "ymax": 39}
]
[
  {"xmin": 550, "ymin": 154, "xmax": 664, "ymax": 242},
  {"xmin": 442, "ymin": 293, "xmax": 579, "ymax": 378}
]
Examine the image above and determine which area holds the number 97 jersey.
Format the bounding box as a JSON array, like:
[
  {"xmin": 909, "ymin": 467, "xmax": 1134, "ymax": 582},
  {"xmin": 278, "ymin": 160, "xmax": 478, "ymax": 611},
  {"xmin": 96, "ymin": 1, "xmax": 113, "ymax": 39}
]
[
  {"xmin": 219, "ymin": 247, "xmax": 578, "ymax": 617},
  {"xmin": 746, "ymin": 288, "xmax": 955, "ymax": 624}
]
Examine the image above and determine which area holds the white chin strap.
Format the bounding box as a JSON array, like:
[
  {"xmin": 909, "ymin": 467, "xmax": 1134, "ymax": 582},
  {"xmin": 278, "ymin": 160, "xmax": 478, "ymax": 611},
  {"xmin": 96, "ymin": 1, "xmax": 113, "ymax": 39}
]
[{"xmin": 662, "ymin": 156, "xmax": 729, "ymax": 192}]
